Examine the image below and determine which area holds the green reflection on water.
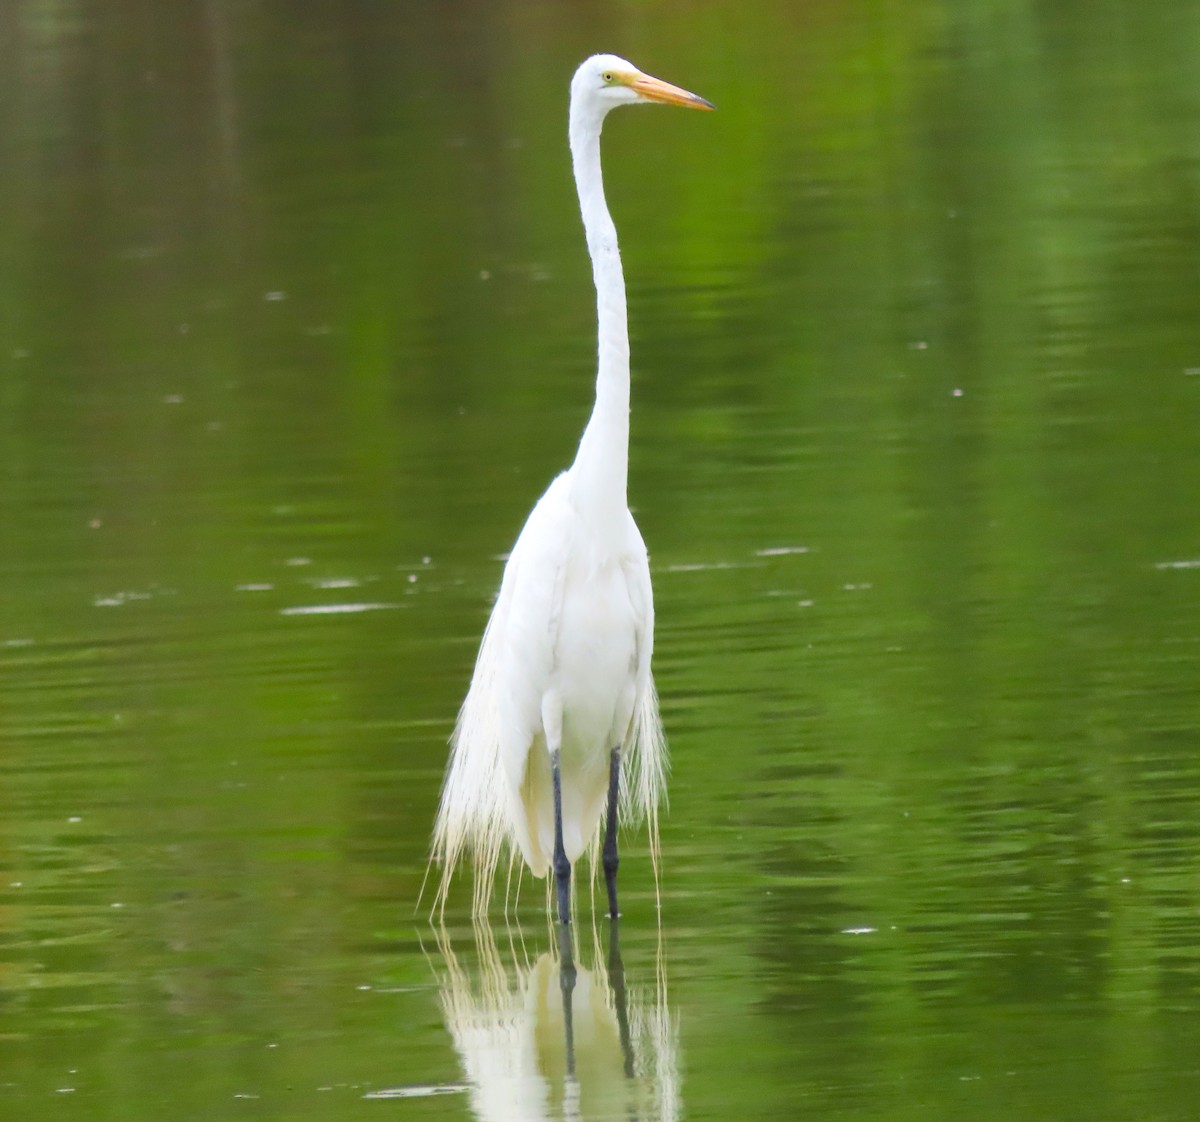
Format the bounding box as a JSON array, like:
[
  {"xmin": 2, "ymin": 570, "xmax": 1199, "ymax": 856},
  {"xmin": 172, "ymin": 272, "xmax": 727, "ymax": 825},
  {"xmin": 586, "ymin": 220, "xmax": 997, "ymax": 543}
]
[{"xmin": 2, "ymin": 1, "xmax": 1199, "ymax": 1120}]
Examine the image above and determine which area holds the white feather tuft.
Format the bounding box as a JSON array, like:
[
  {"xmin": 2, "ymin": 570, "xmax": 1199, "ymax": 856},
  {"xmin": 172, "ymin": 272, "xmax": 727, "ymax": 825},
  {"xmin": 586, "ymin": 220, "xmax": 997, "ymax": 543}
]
[
  {"xmin": 429, "ymin": 601, "xmax": 512, "ymax": 919},
  {"xmin": 624, "ymin": 673, "xmax": 669, "ymax": 898}
]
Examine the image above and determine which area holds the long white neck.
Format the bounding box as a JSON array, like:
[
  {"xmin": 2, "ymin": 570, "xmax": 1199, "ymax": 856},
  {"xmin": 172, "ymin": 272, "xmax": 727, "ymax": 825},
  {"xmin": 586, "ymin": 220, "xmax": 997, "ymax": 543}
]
[{"xmin": 567, "ymin": 101, "xmax": 629, "ymax": 519}]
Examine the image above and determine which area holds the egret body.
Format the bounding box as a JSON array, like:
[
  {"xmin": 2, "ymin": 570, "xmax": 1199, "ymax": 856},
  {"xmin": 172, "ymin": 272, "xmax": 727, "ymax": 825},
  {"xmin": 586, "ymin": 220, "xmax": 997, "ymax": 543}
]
[{"xmin": 431, "ymin": 55, "xmax": 713, "ymax": 923}]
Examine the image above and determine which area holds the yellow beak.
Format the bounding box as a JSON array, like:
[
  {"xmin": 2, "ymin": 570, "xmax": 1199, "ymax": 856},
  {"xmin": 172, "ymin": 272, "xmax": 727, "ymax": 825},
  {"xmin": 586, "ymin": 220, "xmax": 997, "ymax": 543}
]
[{"xmin": 628, "ymin": 71, "xmax": 715, "ymax": 111}]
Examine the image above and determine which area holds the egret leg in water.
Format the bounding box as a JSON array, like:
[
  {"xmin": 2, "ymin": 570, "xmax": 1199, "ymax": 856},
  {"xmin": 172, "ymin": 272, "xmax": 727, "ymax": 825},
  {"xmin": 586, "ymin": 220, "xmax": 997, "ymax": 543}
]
[
  {"xmin": 554, "ymin": 918, "xmax": 633, "ymax": 1082},
  {"xmin": 607, "ymin": 918, "xmax": 635, "ymax": 1079},
  {"xmin": 556, "ymin": 922, "xmax": 578, "ymax": 1075},
  {"xmin": 551, "ymin": 745, "xmax": 621, "ymax": 925}
]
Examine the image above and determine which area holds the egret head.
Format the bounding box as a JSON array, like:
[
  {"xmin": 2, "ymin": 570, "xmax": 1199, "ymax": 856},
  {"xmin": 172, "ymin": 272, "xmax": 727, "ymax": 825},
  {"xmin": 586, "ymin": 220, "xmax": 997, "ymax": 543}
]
[{"xmin": 570, "ymin": 54, "xmax": 714, "ymax": 121}]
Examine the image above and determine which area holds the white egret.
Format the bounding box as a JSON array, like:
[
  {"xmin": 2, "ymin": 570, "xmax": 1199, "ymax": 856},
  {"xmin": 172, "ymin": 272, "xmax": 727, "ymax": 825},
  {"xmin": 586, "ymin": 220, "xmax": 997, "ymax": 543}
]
[{"xmin": 431, "ymin": 55, "xmax": 713, "ymax": 924}]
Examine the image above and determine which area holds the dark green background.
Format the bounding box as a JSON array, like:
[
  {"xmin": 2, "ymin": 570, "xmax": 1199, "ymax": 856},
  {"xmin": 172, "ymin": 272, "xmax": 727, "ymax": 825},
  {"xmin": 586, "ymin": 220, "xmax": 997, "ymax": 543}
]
[{"xmin": 2, "ymin": 1, "xmax": 1199, "ymax": 1119}]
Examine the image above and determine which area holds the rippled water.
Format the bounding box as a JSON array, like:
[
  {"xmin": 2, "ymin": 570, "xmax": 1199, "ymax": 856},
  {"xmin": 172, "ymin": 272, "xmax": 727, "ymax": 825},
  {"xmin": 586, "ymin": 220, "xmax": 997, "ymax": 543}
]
[{"xmin": 3, "ymin": 2, "xmax": 1200, "ymax": 1119}]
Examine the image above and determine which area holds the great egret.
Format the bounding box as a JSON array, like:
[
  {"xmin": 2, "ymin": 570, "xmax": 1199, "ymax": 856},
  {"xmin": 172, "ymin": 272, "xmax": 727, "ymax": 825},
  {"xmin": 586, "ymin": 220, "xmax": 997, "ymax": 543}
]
[{"xmin": 431, "ymin": 54, "xmax": 713, "ymax": 924}]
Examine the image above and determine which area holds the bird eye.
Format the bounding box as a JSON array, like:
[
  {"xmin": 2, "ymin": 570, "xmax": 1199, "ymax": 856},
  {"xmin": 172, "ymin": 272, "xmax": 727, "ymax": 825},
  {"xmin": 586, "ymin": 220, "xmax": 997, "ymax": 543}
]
[{"xmin": 602, "ymin": 72, "xmax": 614, "ymax": 83}]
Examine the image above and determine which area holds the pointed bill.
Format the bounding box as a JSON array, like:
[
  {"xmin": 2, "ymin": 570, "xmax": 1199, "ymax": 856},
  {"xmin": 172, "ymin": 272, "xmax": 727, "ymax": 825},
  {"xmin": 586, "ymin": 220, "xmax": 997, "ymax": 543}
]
[{"xmin": 628, "ymin": 71, "xmax": 715, "ymax": 111}]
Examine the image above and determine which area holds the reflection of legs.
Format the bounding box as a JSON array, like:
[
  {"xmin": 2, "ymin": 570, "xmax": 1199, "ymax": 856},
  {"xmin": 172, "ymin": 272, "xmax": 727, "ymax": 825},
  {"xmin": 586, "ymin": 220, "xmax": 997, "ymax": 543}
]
[
  {"xmin": 603, "ymin": 747, "xmax": 621, "ymax": 918},
  {"xmin": 557, "ymin": 921, "xmax": 577, "ymax": 1077},
  {"xmin": 552, "ymin": 750, "xmax": 571, "ymax": 925},
  {"xmin": 607, "ymin": 917, "xmax": 635, "ymax": 1078}
]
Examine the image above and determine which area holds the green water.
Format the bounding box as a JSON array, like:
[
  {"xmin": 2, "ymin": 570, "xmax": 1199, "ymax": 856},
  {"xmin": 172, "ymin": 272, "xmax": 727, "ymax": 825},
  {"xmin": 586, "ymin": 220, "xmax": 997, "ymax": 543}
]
[{"xmin": 3, "ymin": 2, "xmax": 1200, "ymax": 1119}]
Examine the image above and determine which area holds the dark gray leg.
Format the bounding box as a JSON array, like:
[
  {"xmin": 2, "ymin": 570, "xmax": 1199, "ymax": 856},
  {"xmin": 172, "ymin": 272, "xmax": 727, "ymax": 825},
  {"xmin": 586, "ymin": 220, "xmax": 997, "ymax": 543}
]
[
  {"xmin": 603, "ymin": 747, "xmax": 621, "ymax": 918},
  {"xmin": 552, "ymin": 750, "xmax": 571, "ymax": 925},
  {"xmin": 557, "ymin": 922, "xmax": 577, "ymax": 1075},
  {"xmin": 607, "ymin": 917, "xmax": 635, "ymax": 1078}
]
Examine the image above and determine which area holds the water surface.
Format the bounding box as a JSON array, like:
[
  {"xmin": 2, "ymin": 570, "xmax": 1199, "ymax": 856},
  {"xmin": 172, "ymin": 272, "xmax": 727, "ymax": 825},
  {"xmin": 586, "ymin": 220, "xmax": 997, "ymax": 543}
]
[{"xmin": 2, "ymin": 2, "xmax": 1200, "ymax": 1119}]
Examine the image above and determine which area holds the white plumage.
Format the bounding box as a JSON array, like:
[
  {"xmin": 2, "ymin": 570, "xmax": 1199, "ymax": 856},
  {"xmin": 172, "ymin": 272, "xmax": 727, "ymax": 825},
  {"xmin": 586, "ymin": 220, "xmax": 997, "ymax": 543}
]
[{"xmin": 430, "ymin": 55, "xmax": 712, "ymax": 920}]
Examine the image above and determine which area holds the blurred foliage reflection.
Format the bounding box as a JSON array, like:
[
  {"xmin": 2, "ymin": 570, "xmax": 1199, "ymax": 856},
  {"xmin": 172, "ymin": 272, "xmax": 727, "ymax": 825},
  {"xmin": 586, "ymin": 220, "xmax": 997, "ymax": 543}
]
[{"xmin": 1, "ymin": 1, "xmax": 1199, "ymax": 1120}]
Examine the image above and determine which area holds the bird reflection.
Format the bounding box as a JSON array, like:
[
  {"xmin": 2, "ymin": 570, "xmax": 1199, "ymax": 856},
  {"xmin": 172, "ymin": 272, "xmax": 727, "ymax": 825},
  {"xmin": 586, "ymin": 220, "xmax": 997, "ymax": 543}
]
[{"xmin": 430, "ymin": 920, "xmax": 679, "ymax": 1122}]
